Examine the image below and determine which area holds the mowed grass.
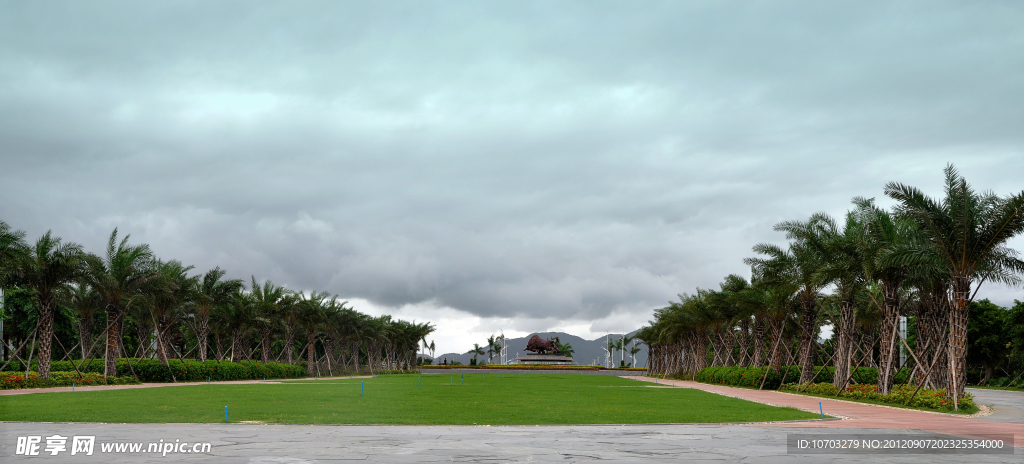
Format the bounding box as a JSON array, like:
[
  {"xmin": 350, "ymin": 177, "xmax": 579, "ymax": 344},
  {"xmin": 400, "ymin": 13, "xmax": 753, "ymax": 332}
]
[{"xmin": 0, "ymin": 374, "xmax": 820, "ymax": 424}]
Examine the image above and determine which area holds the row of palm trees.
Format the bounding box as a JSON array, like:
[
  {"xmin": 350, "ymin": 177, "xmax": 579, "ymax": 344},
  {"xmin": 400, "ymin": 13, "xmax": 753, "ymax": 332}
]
[
  {"xmin": 0, "ymin": 226, "xmax": 435, "ymax": 379},
  {"xmin": 468, "ymin": 334, "xmax": 507, "ymax": 365},
  {"xmin": 637, "ymin": 165, "xmax": 1024, "ymax": 402},
  {"xmin": 605, "ymin": 335, "xmax": 640, "ymax": 367}
]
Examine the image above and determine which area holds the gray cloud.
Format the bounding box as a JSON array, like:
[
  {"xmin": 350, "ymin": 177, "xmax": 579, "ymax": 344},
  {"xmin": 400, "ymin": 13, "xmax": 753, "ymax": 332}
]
[{"xmin": 2, "ymin": 1, "xmax": 1023, "ymax": 340}]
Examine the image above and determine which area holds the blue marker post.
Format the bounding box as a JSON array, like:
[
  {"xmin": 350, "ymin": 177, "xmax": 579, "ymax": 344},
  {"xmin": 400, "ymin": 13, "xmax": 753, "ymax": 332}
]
[
  {"xmin": 72, "ymin": 383, "xmax": 75, "ymax": 392},
  {"xmin": 225, "ymin": 406, "xmax": 229, "ymax": 422},
  {"xmin": 819, "ymin": 402, "xmax": 823, "ymax": 418},
  {"xmin": 461, "ymin": 374, "xmax": 464, "ymax": 384},
  {"xmin": 418, "ymin": 376, "xmax": 421, "ymax": 388},
  {"xmin": 450, "ymin": 376, "xmax": 453, "ymax": 385},
  {"xmin": 208, "ymin": 377, "xmax": 211, "ymax": 384},
  {"xmin": 361, "ymin": 381, "xmax": 364, "ymax": 396}
]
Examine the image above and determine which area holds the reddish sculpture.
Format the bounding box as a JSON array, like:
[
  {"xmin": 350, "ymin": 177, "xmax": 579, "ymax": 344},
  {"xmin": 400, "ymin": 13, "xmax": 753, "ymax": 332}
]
[{"xmin": 525, "ymin": 335, "xmax": 561, "ymax": 354}]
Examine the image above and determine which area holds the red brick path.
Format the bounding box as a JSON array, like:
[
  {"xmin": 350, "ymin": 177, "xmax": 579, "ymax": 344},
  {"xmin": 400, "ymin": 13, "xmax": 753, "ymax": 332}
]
[{"xmin": 627, "ymin": 376, "xmax": 1023, "ymax": 448}]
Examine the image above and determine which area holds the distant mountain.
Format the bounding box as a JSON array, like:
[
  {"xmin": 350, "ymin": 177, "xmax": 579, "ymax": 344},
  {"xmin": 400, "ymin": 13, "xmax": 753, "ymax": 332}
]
[{"xmin": 431, "ymin": 330, "xmax": 646, "ymax": 367}]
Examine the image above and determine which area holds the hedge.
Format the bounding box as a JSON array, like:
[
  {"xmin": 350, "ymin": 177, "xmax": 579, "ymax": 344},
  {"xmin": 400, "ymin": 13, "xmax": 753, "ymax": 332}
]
[
  {"xmin": 2, "ymin": 359, "xmax": 306, "ymax": 382},
  {"xmin": 780, "ymin": 382, "xmax": 975, "ymax": 412},
  {"xmin": 694, "ymin": 366, "xmax": 909, "ymax": 390},
  {"xmin": 421, "ymin": 364, "xmax": 611, "ymax": 371},
  {"xmin": 1, "ymin": 371, "xmax": 140, "ymax": 390}
]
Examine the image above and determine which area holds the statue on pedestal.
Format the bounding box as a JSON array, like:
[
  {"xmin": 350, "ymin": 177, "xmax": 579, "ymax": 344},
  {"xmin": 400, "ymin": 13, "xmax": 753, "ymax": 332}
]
[{"xmin": 525, "ymin": 334, "xmax": 561, "ymax": 354}]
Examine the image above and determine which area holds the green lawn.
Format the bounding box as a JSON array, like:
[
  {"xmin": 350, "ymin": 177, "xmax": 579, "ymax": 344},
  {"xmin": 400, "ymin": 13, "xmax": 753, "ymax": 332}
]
[{"xmin": 0, "ymin": 373, "xmax": 820, "ymax": 424}]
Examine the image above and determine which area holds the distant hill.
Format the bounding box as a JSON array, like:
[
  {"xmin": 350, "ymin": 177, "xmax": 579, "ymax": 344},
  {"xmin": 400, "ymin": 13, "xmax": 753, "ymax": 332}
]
[{"xmin": 431, "ymin": 330, "xmax": 646, "ymax": 367}]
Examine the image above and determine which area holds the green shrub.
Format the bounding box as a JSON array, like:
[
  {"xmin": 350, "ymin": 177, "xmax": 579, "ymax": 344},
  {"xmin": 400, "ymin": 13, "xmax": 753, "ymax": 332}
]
[
  {"xmin": 1, "ymin": 371, "xmax": 140, "ymax": 390},
  {"xmin": 2, "ymin": 359, "xmax": 306, "ymax": 382},
  {"xmin": 694, "ymin": 366, "xmax": 908, "ymax": 390}
]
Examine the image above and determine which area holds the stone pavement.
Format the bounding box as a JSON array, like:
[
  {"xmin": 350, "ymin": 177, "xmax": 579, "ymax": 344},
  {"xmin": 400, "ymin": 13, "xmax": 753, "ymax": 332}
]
[{"xmin": 1, "ymin": 422, "xmax": 1020, "ymax": 463}]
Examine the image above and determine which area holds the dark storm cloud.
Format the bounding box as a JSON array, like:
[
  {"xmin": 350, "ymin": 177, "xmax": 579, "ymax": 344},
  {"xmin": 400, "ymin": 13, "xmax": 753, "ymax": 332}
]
[{"xmin": 2, "ymin": 1, "xmax": 1023, "ymax": 334}]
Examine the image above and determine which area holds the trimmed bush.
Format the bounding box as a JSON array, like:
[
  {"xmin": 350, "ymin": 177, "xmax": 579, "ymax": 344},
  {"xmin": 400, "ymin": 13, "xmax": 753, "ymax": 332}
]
[
  {"xmin": 1, "ymin": 371, "xmax": 140, "ymax": 390},
  {"xmin": 1, "ymin": 359, "xmax": 306, "ymax": 382}
]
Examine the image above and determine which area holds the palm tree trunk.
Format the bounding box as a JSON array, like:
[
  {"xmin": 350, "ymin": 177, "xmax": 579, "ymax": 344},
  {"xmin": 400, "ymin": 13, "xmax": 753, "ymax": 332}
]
[
  {"xmin": 833, "ymin": 298, "xmax": 856, "ymax": 389},
  {"xmin": 261, "ymin": 330, "xmax": 272, "ymax": 364},
  {"xmin": 284, "ymin": 323, "xmax": 296, "ymax": 365},
  {"xmin": 752, "ymin": 316, "xmax": 765, "ymax": 367},
  {"xmin": 195, "ymin": 312, "xmax": 210, "ymax": 362},
  {"xmin": 767, "ymin": 319, "xmax": 785, "ymax": 371},
  {"xmin": 306, "ymin": 330, "xmax": 317, "ymax": 376},
  {"xmin": 104, "ymin": 307, "xmax": 122, "ymax": 377},
  {"xmin": 877, "ymin": 282, "xmax": 901, "ymax": 395},
  {"xmin": 738, "ymin": 318, "xmax": 750, "ymax": 367},
  {"xmin": 948, "ymin": 275, "xmax": 970, "ymax": 401},
  {"xmin": 797, "ymin": 296, "xmax": 818, "ymax": 384},
  {"xmin": 156, "ymin": 315, "xmax": 172, "ymax": 364},
  {"xmin": 36, "ymin": 301, "xmax": 55, "ymax": 379},
  {"xmin": 230, "ymin": 329, "xmax": 245, "ymax": 363},
  {"xmin": 78, "ymin": 317, "xmax": 93, "ymax": 363}
]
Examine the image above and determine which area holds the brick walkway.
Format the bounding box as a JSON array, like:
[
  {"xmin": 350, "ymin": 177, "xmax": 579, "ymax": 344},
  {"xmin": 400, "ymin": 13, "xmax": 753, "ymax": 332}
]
[{"xmin": 626, "ymin": 376, "xmax": 1023, "ymax": 447}]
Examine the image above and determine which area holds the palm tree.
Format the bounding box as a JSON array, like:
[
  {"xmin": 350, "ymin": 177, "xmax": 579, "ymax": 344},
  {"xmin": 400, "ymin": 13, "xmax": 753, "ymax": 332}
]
[
  {"xmin": 189, "ymin": 267, "xmax": 242, "ymax": 362},
  {"xmin": 557, "ymin": 341, "xmax": 575, "ymax": 358},
  {"xmin": 84, "ymin": 229, "xmax": 157, "ymax": 377},
  {"xmin": 486, "ymin": 334, "xmax": 498, "ymax": 365},
  {"xmin": 0, "ymin": 220, "xmax": 26, "ymax": 280},
  {"xmin": 297, "ymin": 293, "xmax": 328, "ymax": 375},
  {"xmin": 748, "ymin": 219, "xmax": 828, "ymax": 384},
  {"xmin": 215, "ymin": 288, "xmax": 254, "ymax": 362},
  {"xmin": 250, "ymin": 277, "xmax": 287, "ymax": 364},
  {"xmin": 629, "ymin": 341, "xmax": 642, "ymax": 367},
  {"xmin": 470, "ymin": 343, "xmax": 485, "ymax": 366},
  {"xmin": 147, "ymin": 260, "xmax": 197, "ymax": 364},
  {"xmin": 63, "ymin": 282, "xmax": 102, "ymax": 362},
  {"xmin": 851, "ymin": 199, "xmax": 916, "ymax": 395},
  {"xmin": 8, "ymin": 232, "xmax": 85, "ymax": 379},
  {"xmin": 279, "ymin": 292, "xmax": 306, "ymax": 364},
  {"xmin": 885, "ymin": 165, "xmax": 1024, "ymax": 400},
  {"xmin": 797, "ymin": 210, "xmax": 867, "ymax": 389}
]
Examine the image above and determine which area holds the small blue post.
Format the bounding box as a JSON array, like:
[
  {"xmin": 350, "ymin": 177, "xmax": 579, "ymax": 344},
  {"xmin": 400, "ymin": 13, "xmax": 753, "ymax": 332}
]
[
  {"xmin": 225, "ymin": 406, "xmax": 229, "ymax": 422},
  {"xmin": 819, "ymin": 401, "xmax": 823, "ymax": 418},
  {"xmin": 461, "ymin": 373, "xmax": 464, "ymax": 383},
  {"xmin": 450, "ymin": 376, "xmax": 453, "ymax": 385},
  {"xmin": 418, "ymin": 376, "xmax": 421, "ymax": 388},
  {"xmin": 208, "ymin": 377, "xmax": 210, "ymax": 384},
  {"xmin": 361, "ymin": 381, "xmax": 364, "ymax": 396},
  {"xmin": 72, "ymin": 383, "xmax": 75, "ymax": 392}
]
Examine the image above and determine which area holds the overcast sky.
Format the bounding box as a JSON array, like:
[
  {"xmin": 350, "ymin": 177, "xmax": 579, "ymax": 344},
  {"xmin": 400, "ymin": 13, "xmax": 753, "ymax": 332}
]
[{"xmin": 2, "ymin": 1, "xmax": 1022, "ymax": 354}]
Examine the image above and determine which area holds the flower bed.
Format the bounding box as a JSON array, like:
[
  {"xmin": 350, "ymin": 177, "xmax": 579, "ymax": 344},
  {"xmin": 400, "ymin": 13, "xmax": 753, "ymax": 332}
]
[
  {"xmin": 695, "ymin": 366, "xmax": 908, "ymax": 390},
  {"xmin": 1, "ymin": 371, "xmax": 140, "ymax": 390},
  {"xmin": 780, "ymin": 382, "xmax": 975, "ymax": 413},
  {"xmin": 421, "ymin": 362, "xmax": 638, "ymax": 370},
  {"xmin": 480, "ymin": 364, "xmax": 601, "ymax": 370}
]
